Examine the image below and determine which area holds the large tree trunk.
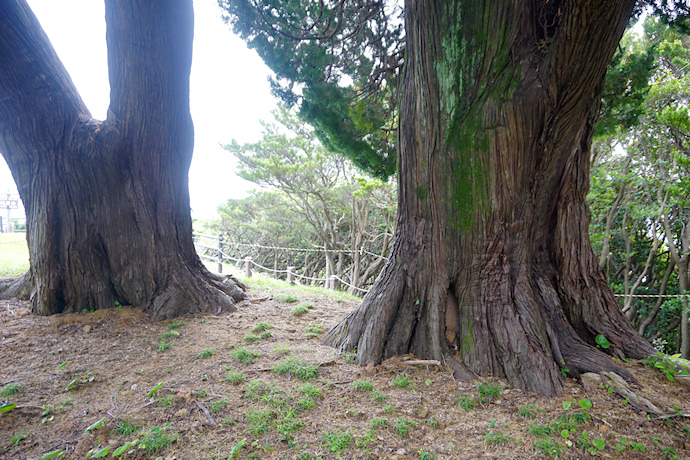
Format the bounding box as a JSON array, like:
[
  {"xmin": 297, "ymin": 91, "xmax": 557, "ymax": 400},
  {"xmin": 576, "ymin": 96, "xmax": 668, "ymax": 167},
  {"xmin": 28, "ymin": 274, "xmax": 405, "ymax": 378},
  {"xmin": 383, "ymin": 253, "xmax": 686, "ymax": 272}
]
[
  {"xmin": 0, "ymin": 0, "xmax": 244, "ymax": 319},
  {"xmin": 325, "ymin": 0, "xmax": 654, "ymax": 395}
]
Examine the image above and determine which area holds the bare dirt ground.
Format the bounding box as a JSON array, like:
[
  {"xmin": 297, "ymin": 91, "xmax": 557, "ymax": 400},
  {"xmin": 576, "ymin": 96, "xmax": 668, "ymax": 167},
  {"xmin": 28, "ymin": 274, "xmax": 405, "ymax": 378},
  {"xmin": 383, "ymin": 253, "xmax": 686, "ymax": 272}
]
[{"xmin": 1, "ymin": 278, "xmax": 689, "ymax": 460}]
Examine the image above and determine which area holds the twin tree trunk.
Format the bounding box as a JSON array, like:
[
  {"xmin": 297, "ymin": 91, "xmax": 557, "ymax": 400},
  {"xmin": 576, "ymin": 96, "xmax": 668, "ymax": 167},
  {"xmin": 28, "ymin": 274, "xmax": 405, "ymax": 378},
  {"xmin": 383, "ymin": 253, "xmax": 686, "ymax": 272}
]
[
  {"xmin": 0, "ymin": 0, "xmax": 244, "ymax": 318},
  {"xmin": 325, "ymin": 0, "xmax": 654, "ymax": 395}
]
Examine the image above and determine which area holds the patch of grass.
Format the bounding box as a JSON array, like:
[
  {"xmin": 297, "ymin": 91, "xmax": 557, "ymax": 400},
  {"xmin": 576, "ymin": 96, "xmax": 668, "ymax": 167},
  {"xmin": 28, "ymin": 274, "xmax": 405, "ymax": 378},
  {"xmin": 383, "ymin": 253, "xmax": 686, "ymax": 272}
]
[
  {"xmin": 168, "ymin": 321, "xmax": 184, "ymax": 330},
  {"xmin": 371, "ymin": 390, "xmax": 387, "ymax": 403},
  {"xmin": 477, "ymin": 381, "xmax": 503, "ymax": 402},
  {"xmin": 239, "ymin": 272, "xmax": 359, "ymax": 303},
  {"xmin": 518, "ymin": 404, "xmax": 539, "ymax": 418},
  {"xmin": 393, "ymin": 418, "xmax": 417, "ymax": 438},
  {"xmin": 297, "ymin": 383, "xmax": 321, "ymax": 400},
  {"xmin": 533, "ymin": 438, "xmax": 564, "ymax": 457},
  {"xmin": 277, "ymin": 294, "xmax": 300, "ymax": 303},
  {"xmin": 352, "ymin": 380, "xmax": 374, "ymax": 391},
  {"xmin": 304, "ymin": 322, "xmax": 324, "ymax": 339},
  {"xmin": 160, "ymin": 330, "xmax": 180, "ymax": 340},
  {"xmin": 0, "ymin": 234, "xmax": 29, "ymax": 277},
  {"xmin": 197, "ymin": 348, "xmax": 215, "ymax": 359},
  {"xmin": 455, "ymin": 394, "xmax": 477, "ymax": 411},
  {"xmin": 224, "ymin": 371, "xmax": 246, "ymax": 385},
  {"xmin": 246, "ymin": 410, "xmax": 274, "ymax": 435},
  {"xmin": 383, "ymin": 404, "xmax": 395, "ymax": 414},
  {"xmin": 419, "ymin": 450, "xmax": 437, "ymax": 460},
  {"xmin": 552, "ymin": 410, "xmax": 591, "ymax": 432},
  {"xmin": 426, "ymin": 415, "xmax": 440, "ymax": 429},
  {"xmin": 370, "ymin": 418, "xmax": 388, "ymax": 430},
  {"xmin": 529, "ymin": 423, "xmax": 555, "ymax": 437},
  {"xmin": 8, "ymin": 430, "xmax": 28, "ymax": 448},
  {"xmin": 192, "ymin": 390, "xmax": 207, "ymax": 399},
  {"xmin": 291, "ymin": 302, "xmax": 314, "ymax": 316},
  {"xmin": 272, "ymin": 356, "xmax": 319, "ymax": 381},
  {"xmin": 210, "ymin": 399, "xmax": 229, "ymax": 412},
  {"xmin": 253, "ymin": 322, "xmax": 273, "ymax": 332},
  {"xmin": 297, "ymin": 397, "xmax": 316, "ymax": 411},
  {"xmin": 244, "ymin": 380, "xmax": 278, "ymax": 400},
  {"xmin": 274, "ymin": 345, "xmax": 290, "ymax": 355},
  {"xmin": 243, "ymin": 333, "xmax": 260, "ymax": 343},
  {"xmin": 323, "ymin": 429, "xmax": 353, "ymax": 453},
  {"xmin": 276, "ymin": 409, "xmax": 303, "ymax": 442},
  {"xmin": 392, "ymin": 373, "xmax": 411, "ymax": 389},
  {"xmin": 115, "ymin": 420, "xmax": 140, "ymax": 436},
  {"xmin": 139, "ymin": 425, "xmax": 177, "ymax": 455},
  {"xmin": 343, "ymin": 351, "xmax": 357, "ymax": 364},
  {"xmin": 484, "ymin": 430, "xmax": 512, "ymax": 446},
  {"xmin": 0, "ymin": 383, "xmax": 23, "ymax": 397},
  {"xmin": 232, "ymin": 347, "xmax": 260, "ymax": 364}
]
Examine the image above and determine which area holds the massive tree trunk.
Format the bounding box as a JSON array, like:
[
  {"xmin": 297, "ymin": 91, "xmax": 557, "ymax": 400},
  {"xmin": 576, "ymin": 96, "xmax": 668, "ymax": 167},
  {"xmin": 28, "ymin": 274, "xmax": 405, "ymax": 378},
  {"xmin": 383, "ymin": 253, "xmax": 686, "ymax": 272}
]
[
  {"xmin": 0, "ymin": 0, "xmax": 244, "ymax": 319},
  {"xmin": 325, "ymin": 0, "xmax": 654, "ymax": 395}
]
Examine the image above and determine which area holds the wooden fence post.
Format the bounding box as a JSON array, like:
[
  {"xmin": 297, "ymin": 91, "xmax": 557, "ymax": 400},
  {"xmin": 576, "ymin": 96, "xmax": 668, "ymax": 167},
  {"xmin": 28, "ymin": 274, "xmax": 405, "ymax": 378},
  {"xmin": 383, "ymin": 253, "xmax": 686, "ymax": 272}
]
[
  {"xmin": 287, "ymin": 266, "xmax": 295, "ymax": 285},
  {"xmin": 244, "ymin": 257, "xmax": 252, "ymax": 278},
  {"xmin": 329, "ymin": 275, "xmax": 338, "ymax": 290},
  {"xmin": 217, "ymin": 233, "xmax": 223, "ymax": 274}
]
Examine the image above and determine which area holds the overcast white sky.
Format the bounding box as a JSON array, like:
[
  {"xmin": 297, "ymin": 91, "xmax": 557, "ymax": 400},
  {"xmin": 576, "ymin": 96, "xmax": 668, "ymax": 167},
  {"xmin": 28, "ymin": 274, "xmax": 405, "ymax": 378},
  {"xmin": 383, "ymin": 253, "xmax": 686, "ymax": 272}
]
[{"xmin": 0, "ymin": 0, "xmax": 276, "ymax": 219}]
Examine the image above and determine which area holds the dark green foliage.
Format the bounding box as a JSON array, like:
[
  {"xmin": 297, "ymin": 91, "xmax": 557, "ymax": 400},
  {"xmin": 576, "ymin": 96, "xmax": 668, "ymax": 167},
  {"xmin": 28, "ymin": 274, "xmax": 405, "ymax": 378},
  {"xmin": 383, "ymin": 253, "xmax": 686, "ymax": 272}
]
[{"xmin": 218, "ymin": 0, "xmax": 402, "ymax": 178}]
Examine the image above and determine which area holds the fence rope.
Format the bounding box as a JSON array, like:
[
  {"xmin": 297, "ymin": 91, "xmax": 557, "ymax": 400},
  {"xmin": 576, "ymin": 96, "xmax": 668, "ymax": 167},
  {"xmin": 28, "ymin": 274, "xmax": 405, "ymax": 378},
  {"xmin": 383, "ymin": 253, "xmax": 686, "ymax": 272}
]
[
  {"xmin": 614, "ymin": 294, "xmax": 689, "ymax": 299},
  {"xmin": 332, "ymin": 275, "xmax": 370, "ymax": 294},
  {"xmin": 194, "ymin": 232, "xmax": 390, "ymax": 260}
]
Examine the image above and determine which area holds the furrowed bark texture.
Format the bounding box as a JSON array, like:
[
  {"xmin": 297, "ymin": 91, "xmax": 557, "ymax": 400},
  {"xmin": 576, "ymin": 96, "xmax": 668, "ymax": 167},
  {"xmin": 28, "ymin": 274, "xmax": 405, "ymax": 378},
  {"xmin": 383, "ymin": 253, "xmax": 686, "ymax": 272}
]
[
  {"xmin": 324, "ymin": 0, "xmax": 654, "ymax": 395},
  {"xmin": 0, "ymin": 0, "xmax": 245, "ymax": 319}
]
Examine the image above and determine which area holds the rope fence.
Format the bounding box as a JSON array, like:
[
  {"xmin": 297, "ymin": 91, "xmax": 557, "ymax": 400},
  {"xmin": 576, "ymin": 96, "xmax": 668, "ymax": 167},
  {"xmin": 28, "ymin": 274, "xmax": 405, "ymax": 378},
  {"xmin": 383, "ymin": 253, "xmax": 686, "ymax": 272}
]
[
  {"xmin": 193, "ymin": 232, "xmax": 379, "ymax": 295},
  {"xmin": 194, "ymin": 232, "xmax": 686, "ymax": 300}
]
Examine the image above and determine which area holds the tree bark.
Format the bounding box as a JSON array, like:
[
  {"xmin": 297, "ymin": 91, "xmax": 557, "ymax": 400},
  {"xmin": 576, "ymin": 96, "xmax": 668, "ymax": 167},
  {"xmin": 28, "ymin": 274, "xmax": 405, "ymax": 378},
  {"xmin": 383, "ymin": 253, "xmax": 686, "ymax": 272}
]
[
  {"xmin": 325, "ymin": 0, "xmax": 654, "ymax": 395},
  {"xmin": 0, "ymin": 0, "xmax": 245, "ymax": 319}
]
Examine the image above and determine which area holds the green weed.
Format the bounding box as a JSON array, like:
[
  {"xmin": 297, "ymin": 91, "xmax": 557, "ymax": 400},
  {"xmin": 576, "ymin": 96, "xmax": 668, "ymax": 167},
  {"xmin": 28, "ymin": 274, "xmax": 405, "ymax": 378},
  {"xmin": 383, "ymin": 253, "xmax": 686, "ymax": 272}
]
[
  {"xmin": 227, "ymin": 438, "xmax": 246, "ymax": 459},
  {"xmin": 343, "ymin": 351, "xmax": 357, "ymax": 364},
  {"xmin": 278, "ymin": 294, "xmax": 300, "ymax": 303},
  {"xmin": 426, "ymin": 415, "xmax": 440, "ymax": 428},
  {"xmin": 455, "ymin": 394, "xmax": 477, "ymax": 411},
  {"xmin": 272, "ymin": 356, "xmax": 319, "ymax": 381},
  {"xmin": 370, "ymin": 418, "xmax": 388, "ymax": 430},
  {"xmin": 529, "ymin": 423, "xmax": 554, "ymax": 437},
  {"xmin": 0, "ymin": 383, "xmax": 23, "ymax": 397},
  {"xmin": 477, "ymin": 381, "xmax": 503, "ymax": 402},
  {"xmin": 232, "ymin": 347, "xmax": 260, "ymax": 364},
  {"xmin": 517, "ymin": 404, "xmax": 539, "ymax": 418},
  {"xmin": 352, "ymin": 380, "xmax": 374, "ymax": 391},
  {"xmin": 371, "ymin": 390, "xmax": 387, "ymax": 403},
  {"xmin": 115, "ymin": 421, "xmax": 140, "ymax": 436},
  {"xmin": 392, "ymin": 373, "xmax": 411, "ymax": 388},
  {"xmin": 253, "ymin": 322, "xmax": 273, "ymax": 332},
  {"xmin": 297, "ymin": 383, "xmax": 321, "ymax": 400},
  {"xmin": 393, "ymin": 418, "xmax": 417, "ymax": 438},
  {"xmin": 274, "ymin": 345, "xmax": 290, "ymax": 354},
  {"xmin": 484, "ymin": 430, "xmax": 512, "ymax": 446},
  {"xmin": 197, "ymin": 348, "xmax": 215, "ymax": 359},
  {"xmin": 8, "ymin": 430, "xmax": 28, "ymax": 448},
  {"xmin": 304, "ymin": 323, "xmax": 324, "ymax": 339},
  {"xmin": 297, "ymin": 397, "xmax": 317, "ymax": 411},
  {"xmin": 139, "ymin": 425, "xmax": 177, "ymax": 455},
  {"xmin": 533, "ymin": 438, "xmax": 563, "ymax": 457},
  {"xmin": 210, "ymin": 399, "xmax": 229, "ymax": 412},
  {"xmin": 246, "ymin": 410, "xmax": 274, "ymax": 435},
  {"xmin": 419, "ymin": 450, "xmax": 437, "ymax": 460},
  {"xmin": 291, "ymin": 302, "xmax": 313, "ymax": 316},
  {"xmin": 323, "ymin": 429, "xmax": 353, "ymax": 453},
  {"xmin": 224, "ymin": 371, "xmax": 246, "ymax": 385}
]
